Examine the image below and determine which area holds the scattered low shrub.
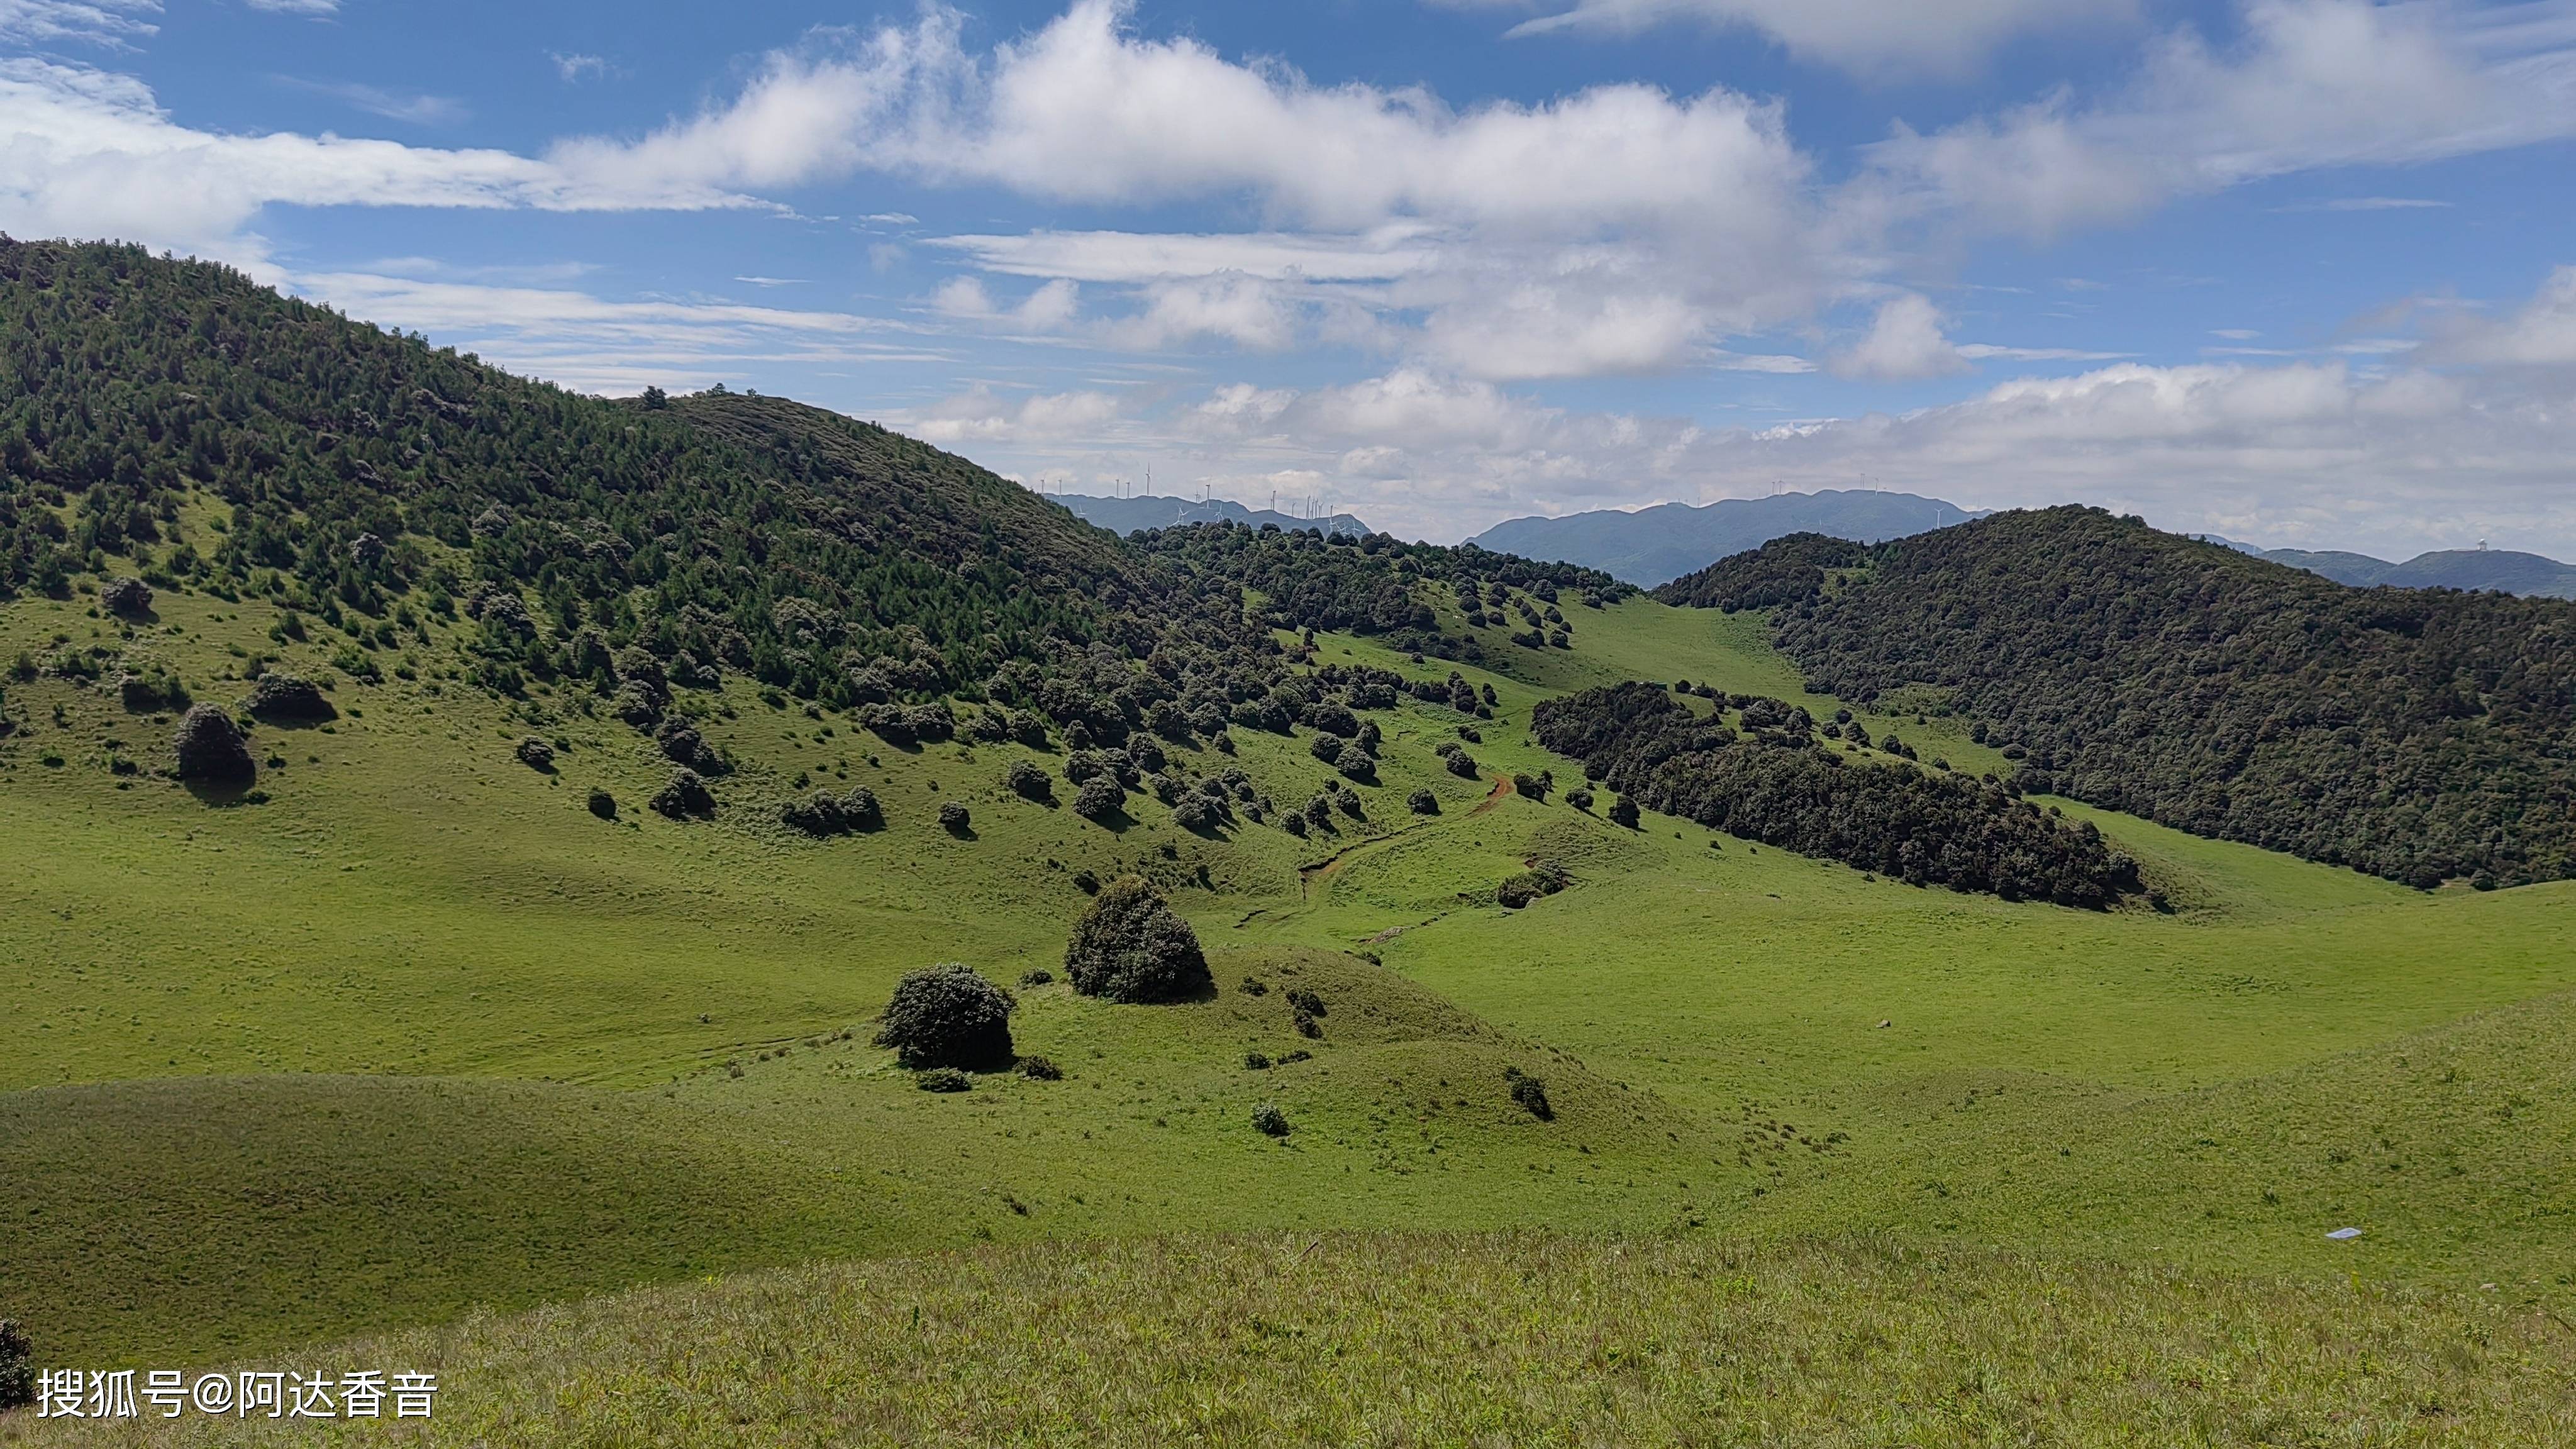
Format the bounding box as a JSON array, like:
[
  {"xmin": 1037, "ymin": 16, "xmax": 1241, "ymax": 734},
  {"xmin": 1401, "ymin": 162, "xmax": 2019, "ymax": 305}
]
[
  {"xmin": 1019, "ymin": 967, "xmax": 1055, "ymax": 986},
  {"xmin": 1512, "ymin": 771, "xmax": 1549, "ymax": 802},
  {"xmin": 877, "ymin": 962, "xmax": 1016, "ymax": 1070},
  {"xmin": 1017, "ymin": 1055, "xmax": 1063, "ymax": 1080},
  {"xmin": 915, "ymin": 1067, "xmax": 972, "ymax": 1092},
  {"xmin": 586, "ymin": 787, "xmax": 618, "ymax": 819},
  {"xmin": 1565, "ymin": 787, "xmax": 1594, "ymax": 811},
  {"xmin": 1252, "ymin": 1102, "xmax": 1291, "ymax": 1136},
  {"xmin": 1504, "ymin": 1066, "xmax": 1554, "ymax": 1120},
  {"xmin": 938, "ymin": 801, "xmax": 972, "ymax": 833},
  {"xmin": 1446, "ymin": 751, "xmax": 1480, "ymax": 779},
  {"xmin": 1244, "ymin": 1051, "xmax": 1272, "ymax": 1070},
  {"xmin": 1239, "ymin": 977, "xmax": 1269, "ymax": 996},
  {"xmin": 1496, "ymin": 862, "xmax": 1572, "ymax": 909},
  {"xmin": 171, "ymin": 704, "xmax": 255, "ymax": 784},
  {"xmin": 514, "ymin": 736, "xmax": 555, "ymax": 770},
  {"xmin": 1407, "ymin": 789, "xmax": 1440, "ymax": 814},
  {"xmin": 1609, "ymin": 796, "xmax": 1641, "ymax": 829},
  {"xmin": 1071, "ymin": 868, "xmax": 1101, "ymax": 894},
  {"xmin": 1285, "ymin": 988, "xmax": 1326, "ymax": 1017},
  {"xmin": 1063, "ymin": 875, "xmax": 1211, "ymax": 1002}
]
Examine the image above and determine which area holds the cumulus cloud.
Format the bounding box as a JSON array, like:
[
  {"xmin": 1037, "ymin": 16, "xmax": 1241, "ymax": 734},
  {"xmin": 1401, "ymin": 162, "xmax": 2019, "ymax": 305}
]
[
  {"xmin": 1831, "ymin": 293, "xmax": 1970, "ymax": 380},
  {"xmin": 2433, "ymin": 264, "xmax": 2576, "ymax": 367},
  {"xmin": 1461, "ymin": 0, "xmax": 2138, "ymax": 79},
  {"xmin": 1868, "ymin": 0, "xmax": 2576, "ymax": 238}
]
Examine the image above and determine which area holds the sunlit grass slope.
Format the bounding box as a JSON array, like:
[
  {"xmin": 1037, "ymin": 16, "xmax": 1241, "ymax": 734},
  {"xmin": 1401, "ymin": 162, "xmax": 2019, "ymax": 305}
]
[{"xmin": 13, "ymin": 1235, "xmax": 2574, "ymax": 1449}]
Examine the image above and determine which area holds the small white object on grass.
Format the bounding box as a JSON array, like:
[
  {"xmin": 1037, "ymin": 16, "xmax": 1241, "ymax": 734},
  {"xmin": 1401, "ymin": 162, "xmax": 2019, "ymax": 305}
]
[{"xmin": 2326, "ymin": 1226, "xmax": 2364, "ymax": 1240}]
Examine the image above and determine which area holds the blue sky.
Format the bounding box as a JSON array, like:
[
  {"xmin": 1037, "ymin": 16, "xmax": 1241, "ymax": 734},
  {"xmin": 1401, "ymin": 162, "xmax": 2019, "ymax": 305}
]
[{"xmin": 4, "ymin": 0, "xmax": 2574, "ymax": 552}]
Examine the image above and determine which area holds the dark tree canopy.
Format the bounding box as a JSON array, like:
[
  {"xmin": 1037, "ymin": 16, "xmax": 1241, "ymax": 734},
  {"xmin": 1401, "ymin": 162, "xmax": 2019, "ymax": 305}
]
[
  {"xmin": 875, "ymin": 963, "xmax": 1016, "ymax": 1070},
  {"xmin": 1655, "ymin": 533, "xmax": 1869, "ymax": 613},
  {"xmin": 1676, "ymin": 508, "xmax": 2576, "ymax": 888},
  {"xmin": 1535, "ymin": 683, "xmax": 2140, "ymax": 908},
  {"xmin": 1062, "ymin": 875, "xmax": 1211, "ymax": 1003}
]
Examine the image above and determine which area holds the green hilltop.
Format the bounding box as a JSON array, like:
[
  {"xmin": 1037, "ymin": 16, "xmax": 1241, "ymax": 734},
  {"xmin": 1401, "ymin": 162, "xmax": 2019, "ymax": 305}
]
[{"xmin": 3, "ymin": 242, "xmax": 2573, "ymax": 1443}]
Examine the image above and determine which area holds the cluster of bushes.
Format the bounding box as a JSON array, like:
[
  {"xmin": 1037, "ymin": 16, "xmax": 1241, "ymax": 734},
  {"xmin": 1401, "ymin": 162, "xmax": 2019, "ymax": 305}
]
[
  {"xmin": 1435, "ymin": 740, "xmax": 1482, "ymax": 779},
  {"xmin": 1496, "ymin": 862, "xmax": 1572, "ymax": 909},
  {"xmin": 1655, "ymin": 532, "xmax": 1870, "ymax": 613},
  {"xmin": 1534, "ymin": 683, "xmax": 2141, "ymax": 908},
  {"xmin": 243, "ymin": 672, "xmax": 331, "ymax": 722},
  {"xmin": 1677, "ymin": 508, "xmax": 2576, "ymax": 888},
  {"xmin": 780, "ymin": 786, "xmax": 882, "ymax": 835},
  {"xmin": 650, "ymin": 769, "xmax": 717, "ymax": 820}
]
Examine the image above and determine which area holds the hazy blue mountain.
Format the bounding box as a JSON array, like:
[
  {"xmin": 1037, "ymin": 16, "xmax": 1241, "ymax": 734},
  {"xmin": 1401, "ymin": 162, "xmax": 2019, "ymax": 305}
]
[
  {"xmin": 2241, "ymin": 543, "xmax": 2576, "ymax": 599},
  {"xmin": 1466, "ymin": 489, "xmax": 1983, "ymax": 587},
  {"xmin": 1051, "ymin": 492, "xmax": 1368, "ymax": 538}
]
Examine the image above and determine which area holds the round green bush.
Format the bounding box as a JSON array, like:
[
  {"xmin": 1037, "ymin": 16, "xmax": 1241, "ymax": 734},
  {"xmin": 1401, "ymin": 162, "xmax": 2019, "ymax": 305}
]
[
  {"xmin": 1006, "ymin": 758, "xmax": 1053, "ymax": 802},
  {"xmin": 1073, "ymin": 774, "xmax": 1125, "ymax": 821},
  {"xmin": 938, "ymin": 801, "xmax": 972, "ymax": 833},
  {"xmin": 171, "ymin": 703, "xmax": 255, "ymax": 784},
  {"xmin": 1252, "ymin": 1102, "xmax": 1291, "ymax": 1136},
  {"xmin": 914, "ymin": 1067, "xmax": 972, "ymax": 1093},
  {"xmin": 586, "ymin": 787, "xmax": 618, "ymax": 819},
  {"xmin": 99, "ymin": 576, "xmax": 153, "ymax": 618},
  {"xmin": 514, "ymin": 736, "xmax": 555, "ymax": 771},
  {"xmin": 1062, "ymin": 875, "xmax": 1211, "ymax": 1003},
  {"xmin": 876, "ymin": 963, "xmax": 1016, "ymax": 1070},
  {"xmin": 244, "ymin": 672, "xmax": 333, "ymax": 722}
]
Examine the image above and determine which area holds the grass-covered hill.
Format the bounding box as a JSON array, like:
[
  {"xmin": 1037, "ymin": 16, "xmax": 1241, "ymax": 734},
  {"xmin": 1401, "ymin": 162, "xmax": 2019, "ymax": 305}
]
[
  {"xmin": 1658, "ymin": 506, "xmax": 2576, "ymax": 889},
  {"xmin": 5, "ymin": 244, "xmax": 2576, "ymax": 1441}
]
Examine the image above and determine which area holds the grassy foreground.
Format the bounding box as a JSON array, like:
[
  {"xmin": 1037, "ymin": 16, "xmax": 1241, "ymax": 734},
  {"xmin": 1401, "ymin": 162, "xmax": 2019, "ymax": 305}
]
[{"xmin": 12, "ymin": 1233, "xmax": 2575, "ymax": 1448}]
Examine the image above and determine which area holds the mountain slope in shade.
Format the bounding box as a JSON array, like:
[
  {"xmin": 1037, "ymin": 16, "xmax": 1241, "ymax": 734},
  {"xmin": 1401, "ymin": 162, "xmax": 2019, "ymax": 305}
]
[
  {"xmin": 1053, "ymin": 492, "xmax": 1368, "ymax": 539},
  {"xmin": 1467, "ymin": 490, "xmax": 1983, "ymax": 587}
]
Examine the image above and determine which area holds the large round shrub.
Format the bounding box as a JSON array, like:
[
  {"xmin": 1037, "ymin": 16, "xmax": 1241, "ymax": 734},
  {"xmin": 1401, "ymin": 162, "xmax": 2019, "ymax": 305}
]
[
  {"xmin": 875, "ymin": 963, "xmax": 1016, "ymax": 1070},
  {"xmin": 650, "ymin": 769, "xmax": 716, "ymax": 819},
  {"xmin": 172, "ymin": 704, "xmax": 255, "ymax": 784},
  {"xmin": 99, "ymin": 576, "xmax": 152, "ymax": 618},
  {"xmin": 1073, "ymin": 774, "xmax": 1125, "ymax": 821},
  {"xmin": 245, "ymin": 673, "xmax": 332, "ymax": 722},
  {"xmin": 1006, "ymin": 758, "xmax": 1053, "ymax": 802},
  {"xmin": 1062, "ymin": 875, "xmax": 1211, "ymax": 1003},
  {"xmin": 938, "ymin": 800, "xmax": 972, "ymax": 833},
  {"xmin": 1407, "ymin": 789, "xmax": 1440, "ymax": 815}
]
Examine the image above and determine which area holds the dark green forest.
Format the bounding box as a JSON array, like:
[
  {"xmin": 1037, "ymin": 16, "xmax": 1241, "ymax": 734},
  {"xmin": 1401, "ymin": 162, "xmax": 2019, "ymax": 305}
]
[
  {"xmin": 1655, "ymin": 532, "xmax": 1867, "ymax": 613},
  {"xmin": 1534, "ymin": 682, "xmax": 2140, "ymax": 908},
  {"xmin": 1671, "ymin": 508, "xmax": 2576, "ymax": 889}
]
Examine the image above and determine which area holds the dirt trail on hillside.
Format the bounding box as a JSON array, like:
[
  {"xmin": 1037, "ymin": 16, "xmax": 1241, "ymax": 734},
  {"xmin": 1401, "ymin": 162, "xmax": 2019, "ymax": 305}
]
[{"xmin": 1295, "ymin": 776, "xmax": 1512, "ymax": 900}]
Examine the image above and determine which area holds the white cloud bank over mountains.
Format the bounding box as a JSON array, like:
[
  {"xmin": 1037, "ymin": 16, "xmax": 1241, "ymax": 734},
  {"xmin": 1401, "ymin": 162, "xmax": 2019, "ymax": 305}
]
[{"xmin": 1, "ymin": 0, "xmax": 2574, "ymax": 550}]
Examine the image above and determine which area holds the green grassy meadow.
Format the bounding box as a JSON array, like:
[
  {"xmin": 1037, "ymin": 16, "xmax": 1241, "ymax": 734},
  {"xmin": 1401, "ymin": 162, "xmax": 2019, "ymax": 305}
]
[{"xmin": 6, "ymin": 577, "xmax": 2574, "ymax": 1440}]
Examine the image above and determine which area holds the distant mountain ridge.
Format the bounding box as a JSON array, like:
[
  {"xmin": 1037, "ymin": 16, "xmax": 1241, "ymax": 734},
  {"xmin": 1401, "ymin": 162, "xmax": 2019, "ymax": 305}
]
[
  {"xmin": 2262, "ymin": 547, "xmax": 2576, "ymax": 600},
  {"xmin": 1053, "ymin": 492, "xmax": 1368, "ymax": 539},
  {"xmin": 1466, "ymin": 490, "xmax": 1985, "ymax": 587}
]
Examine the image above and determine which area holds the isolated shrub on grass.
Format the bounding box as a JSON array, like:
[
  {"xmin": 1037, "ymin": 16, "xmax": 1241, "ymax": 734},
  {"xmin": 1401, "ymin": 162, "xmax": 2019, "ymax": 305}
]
[
  {"xmin": 915, "ymin": 1067, "xmax": 972, "ymax": 1092},
  {"xmin": 1446, "ymin": 751, "xmax": 1481, "ymax": 779},
  {"xmin": 586, "ymin": 787, "xmax": 618, "ymax": 820},
  {"xmin": 1504, "ymin": 1066, "xmax": 1554, "ymax": 1120},
  {"xmin": 1282, "ymin": 811, "xmax": 1309, "ymax": 838},
  {"xmin": 1174, "ymin": 796, "xmax": 1221, "ymax": 831},
  {"xmin": 1285, "ymin": 988, "xmax": 1327, "ymax": 1018},
  {"xmin": 876, "ymin": 963, "xmax": 1016, "ymax": 1070},
  {"xmin": 171, "ymin": 704, "xmax": 255, "ymax": 784},
  {"xmin": 244, "ymin": 672, "xmax": 331, "ymax": 721},
  {"xmin": 1496, "ymin": 864, "xmax": 1572, "ymax": 909},
  {"xmin": 99, "ymin": 576, "xmax": 152, "ymax": 618},
  {"xmin": 1407, "ymin": 789, "xmax": 1440, "ymax": 815},
  {"xmin": 780, "ymin": 787, "xmax": 880, "ymax": 835},
  {"xmin": 1245, "ymin": 1051, "xmax": 1272, "ymax": 1070},
  {"xmin": 938, "ymin": 801, "xmax": 972, "ymax": 834},
  {"xmin": 514, "ymin": 736, "xmax": 555, "ymax": 770},
  {"xmin": 1018, "ymin": 1055, "xmax": 1063, "ymax": 1080},
  {"xmin": 650, "ymin": 769, "xmax": 716, "ymax": 819},
  {"xmin": 1019, "ymin": 967, "xmax": 1055, "ymax": 986},
  {"xmin": 1609, "ymin": 796, "xmax": 1641, "ymax": 829},
  {"xmin": 0, "ymin": 1318, "xmax": 32, "ymax": 1409},
  {"xmin": 1072, "ymin": 869, "xmax": 1101, "ymax": 894},
  {"xmin": 1512, "ymin": 772, "xmax": 1549, "ymax": 802},
  {"xmin": 1073, "ymin": 774, "xmax": 1125, "ymax": 821},
  {"xmin": 1063, "ymin": 875, "xmax": 1211, "ymax": 1002},
  {"xmin": 1006, "ymin": 759, "xmax": 1054, "ymax": 802},
  {"xmin": 1252, "ymin": 1102, "xmax": 1291, "ymax": 1136},
  {"xmin": 1565, "ymin": 787, "xmax": 1595, "ymax": 811},
  {"xmin": 117, "ymin": 666, "xmax": 189, "ymax": 713}
]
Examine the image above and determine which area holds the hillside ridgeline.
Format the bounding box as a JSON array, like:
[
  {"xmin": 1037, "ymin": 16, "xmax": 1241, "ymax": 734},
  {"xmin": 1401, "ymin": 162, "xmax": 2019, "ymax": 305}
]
[{"xmin": 1658, "ymin": 508, "xmax": 2576, "ymax": 889}]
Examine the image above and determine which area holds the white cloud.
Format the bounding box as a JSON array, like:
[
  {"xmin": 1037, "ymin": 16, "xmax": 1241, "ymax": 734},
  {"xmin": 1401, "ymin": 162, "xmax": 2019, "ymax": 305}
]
[
  {"xmin": 0, "ymin": 0, "xmax": 156, "ymax": 45},
  {"xmin": 1469, "ymin": 0, "xmax": 2138, "ymax": 79},
  {"xmin": 242, "ymin": 0, "xmax": 337, "ymax": 13},
  {"xmin": 1869, "ymin": 0, "xmax": 2576, "ymax": 239},
  {"xmin": 2435, "ymin": 264, "xmax": 2576, "ymax": 366},
  {"xmin": 277, "ymin": 77, "xmax": 467, "ymax": 126},
  {"xmin": 933, "ymin": 274, "xmax": 1082, "ymax": 331},
  {"xmin": 1832, "ymin": 293, "xmax": 1969, "ymax": 380},
  {"xmin": 551, "ymin": 53, "xmax": 609, "ymax": 84},
  {"xmin": 931, "ymin": 228, "xmax": 1439, "ymax": 284},
  {"xmin": 902, "ymin": 386, "xmax": 1128, "ymax": 446}
]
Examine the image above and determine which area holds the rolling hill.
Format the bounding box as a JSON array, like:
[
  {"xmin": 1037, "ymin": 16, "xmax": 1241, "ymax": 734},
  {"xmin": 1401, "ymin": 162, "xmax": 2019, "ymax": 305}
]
[
  {"xmin": 4, "ymin": 243, "xmax": 2575, "ymax": 1443},
  {"xmin": 2263, "ymin": 545, "xmax": 2576, "ymax": 599},
  {"xmin": 1467, "ymin": 489, "xmax": 1982, "ymax": 587},
  {"xmin": 1052, "ymin": 491, "xmax": 1370, "ymax": 539}
]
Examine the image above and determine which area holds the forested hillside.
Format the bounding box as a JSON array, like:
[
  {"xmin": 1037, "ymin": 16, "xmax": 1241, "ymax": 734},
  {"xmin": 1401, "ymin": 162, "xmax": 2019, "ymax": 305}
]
[{"xmin": 1665, "ymin": 508, "xmax": 2576, "ymax": 889}]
